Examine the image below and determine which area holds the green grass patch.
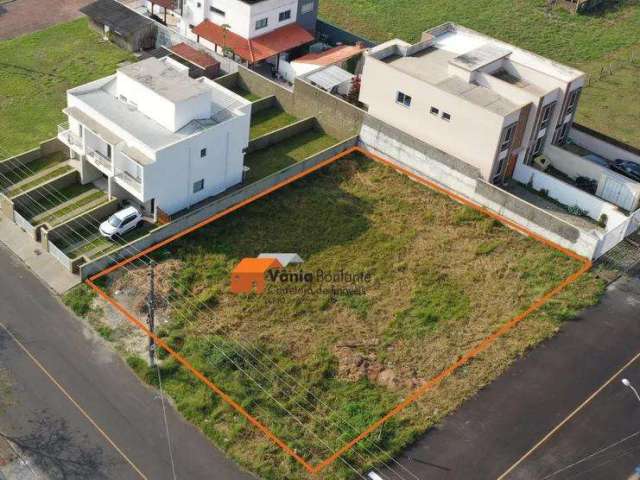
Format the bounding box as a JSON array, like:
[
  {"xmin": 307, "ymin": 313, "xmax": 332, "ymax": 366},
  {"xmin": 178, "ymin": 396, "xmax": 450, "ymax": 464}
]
[
  {"xmin": 250, "ymin": 107, "xmax": 298, "ymax": 139},
  {"xmin": 0, "ymin": 151, "xmax": 66, "ymax": 189},
  {"xmin": 6, "ymin": 165, "xmax": 72, "ymax": 197},
  {"xmin": 103, "ymin": 153, "xmax": 604, "ymax": 479},
  {"xmin": 36, "ymin": 190, "xmax": 107, "ymax": 225},
  {"xmin": 244, "ymin": 130, "xmax": 338, "ymax": 183},
  {"xmin": 63, "ymin": 284, "xmax": 98, "ymax": 317},
  {"xmin": 23, "ymin": 183, "xmax": 94, "ymax": 219},
  {"xmin": 230, "ymin": 86, "xmax": 262, "ymax": 102},
  {"xmin": 0, "ymin": 18, "xmax": 134, "ymax": 156},
  {"xmin": 475, "ymin": 240, "xmax": 502, "ymax": 256}
]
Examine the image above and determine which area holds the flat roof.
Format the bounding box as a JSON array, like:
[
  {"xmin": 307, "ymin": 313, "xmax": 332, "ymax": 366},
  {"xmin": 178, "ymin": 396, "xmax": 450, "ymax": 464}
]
[
  {"xmin": 384, "ymin": 46, "xmax": 519, "ymax": 116},
  {"xmin": 118, "ymin": 57, "xmax": 211, "ymax": 103},
  {"xmin": 68, "ymin": 73, "xmax": 245, "ymax": 153},
  {"xmin": 80, "ymin": 0, "xmax": 153, "ymax": 36}
]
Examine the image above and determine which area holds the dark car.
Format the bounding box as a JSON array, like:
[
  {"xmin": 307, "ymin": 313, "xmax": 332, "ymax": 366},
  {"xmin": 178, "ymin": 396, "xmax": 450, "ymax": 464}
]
[{"xmin": 611, "ymin": 159, "xmax": 640, "ymax": 182}]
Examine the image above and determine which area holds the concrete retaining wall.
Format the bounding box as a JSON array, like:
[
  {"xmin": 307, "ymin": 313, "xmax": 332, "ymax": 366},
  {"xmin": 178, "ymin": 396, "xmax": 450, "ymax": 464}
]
[
  {"xmin": 246, "ymin": 117, "xmax": 317, "ymax": 154},
  {"xmin": 251, "ymin": 95, "xmax": 277, "ymax": 114},
  {"xmin": 226, "ymin": 67, "xmax": 365, "ymax": 140},
  {"xmin": 13, "ymin": 170, "xmax": 79, "ymax": 217},
  {"xmin": 79, "ymin": 136, "xmax": 358, "ymax": 279},
  {"xmin": 316, "ymin": 19, "xmax": 377, "ymax": 48},
  {"xmin": 0, "ymin": 138, "xmax": 65, "ymax": 174},
  {"xmin": 44, "ymin": 199, "xmax": 120, "ymax": 252},
  {"xmin": 359, "ymin": 115, "xmax": 602, "ymax": 259}
]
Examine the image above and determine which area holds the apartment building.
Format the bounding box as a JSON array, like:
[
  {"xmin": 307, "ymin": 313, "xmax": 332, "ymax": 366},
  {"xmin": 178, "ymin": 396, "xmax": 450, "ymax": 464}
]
[
  {"xmin": 178, "ymin": 0, "xmax": 317, "ymax": 67},
  {"xmin": 57, "ymin": 56, "xmax": 252, "ymax": 216},
  {"xmin": 359, "ymin": 23, "xmax": 586, "ymax": 184}
]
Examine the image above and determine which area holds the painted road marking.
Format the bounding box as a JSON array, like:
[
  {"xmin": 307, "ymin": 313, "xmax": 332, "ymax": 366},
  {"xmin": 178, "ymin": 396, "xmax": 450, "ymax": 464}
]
[
  {"xmin": 0, "ymin": 320, "xmax": 148, "ymax": 480},
  {"xmin": 497, "ymin": 350, "xmax": 640, "ymax": 479}
]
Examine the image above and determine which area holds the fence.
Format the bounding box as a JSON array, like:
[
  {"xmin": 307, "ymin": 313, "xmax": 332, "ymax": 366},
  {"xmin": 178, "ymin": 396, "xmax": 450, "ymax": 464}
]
[
  {"xmin": 595, "ymin": 208, "xmax": 640, "ymax": 258},
  {"xmin": 48, "ymin": 239, "xmax": 75, "ymax": 272},
  {"xmin": 13, "ymin": 210, "xmax": 35, "ymax": 235},
  {"xmin": 79, "ymin": 135, "xmax": 359, "ymax": 278}
]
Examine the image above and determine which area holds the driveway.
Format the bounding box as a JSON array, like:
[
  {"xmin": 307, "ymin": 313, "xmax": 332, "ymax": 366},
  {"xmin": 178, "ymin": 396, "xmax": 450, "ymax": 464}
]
[
  {"xmin": 0, "ymin": 0, "xmax": 91, "ymax": 41},
  {"xmin": 382, "ymin": 273, "xmax": 640, "ymax": 480},
  {"xmin": 0, "ymin": 243, "xmax": 255, "ymax": 480}
]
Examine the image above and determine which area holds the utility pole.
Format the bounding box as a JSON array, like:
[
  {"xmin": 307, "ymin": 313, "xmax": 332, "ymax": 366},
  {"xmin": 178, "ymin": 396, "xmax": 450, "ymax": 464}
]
[{"xmin": 147, "ymin": 260, "xmax": 156, "ymax": 368}]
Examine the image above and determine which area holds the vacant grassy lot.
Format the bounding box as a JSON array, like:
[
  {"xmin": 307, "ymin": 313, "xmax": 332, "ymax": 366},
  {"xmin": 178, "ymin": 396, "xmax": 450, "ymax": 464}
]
[
  {"xmin": 93, "ymin": 153, "xmax": 603, "ymax": 479},
  {"xmin": 244, "ymin": 130, "xmax": 338, "ymax": 183},
  {"xmin": 0, "ymin": 19, "xmax": 134, "ymax": 156},
  {"xmin": 250, "ymin": 107, "xmax": 298, "ymax": 139},
  {"xmin": 319, "ymin": 1, "xmax": 640, "ymax": 148}
]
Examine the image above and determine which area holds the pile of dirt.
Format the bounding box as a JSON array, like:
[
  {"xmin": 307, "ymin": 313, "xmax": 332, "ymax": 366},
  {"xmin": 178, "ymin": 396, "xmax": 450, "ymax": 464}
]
[
  {"xmin": 111, "ymin": 260, "xmax": 183, "ymax": 314},
  {"xmin": 334, "ymin": 341, "xmax": 421, "ymax": 391}
]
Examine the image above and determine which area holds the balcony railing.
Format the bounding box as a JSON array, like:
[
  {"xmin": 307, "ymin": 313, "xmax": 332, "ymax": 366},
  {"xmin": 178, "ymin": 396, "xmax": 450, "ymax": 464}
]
[
  {"xmin": 115, "ymin": 169, "xmax": 142, "ymax": 193},
  {"xmin": 57, "ymin": 122, "xmax": 83, "ymax": 149},
  {"xmin": 86, "ymin": 147, "xmax": 112, "ymax": 171}
]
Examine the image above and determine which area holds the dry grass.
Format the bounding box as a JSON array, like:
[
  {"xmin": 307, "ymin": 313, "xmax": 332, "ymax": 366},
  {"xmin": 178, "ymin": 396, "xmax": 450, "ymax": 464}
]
[{"xmin": 105, "ymin": 153, "xmax": 604, "ymax": 479}]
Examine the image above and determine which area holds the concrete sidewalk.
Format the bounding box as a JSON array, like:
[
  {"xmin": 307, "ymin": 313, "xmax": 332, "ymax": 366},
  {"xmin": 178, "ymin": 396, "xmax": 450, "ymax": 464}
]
[{"xmin": 0, "ymin": 216, "xmax": 79, "ymax": 294}]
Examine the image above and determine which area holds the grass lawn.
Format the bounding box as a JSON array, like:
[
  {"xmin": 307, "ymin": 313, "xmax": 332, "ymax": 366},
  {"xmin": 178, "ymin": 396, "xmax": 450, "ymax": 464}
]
[
  {"xmin": 21, "ymin": 183, "xmax": 95, "ymax": 220},
  {"xmin": 0, "ymin": 19, "xmax": 134, "ymax": 156},
  {"xmin": 250, "ymin": 107, "xmax": 298, "ymax": 139},
  {"xmin": 93, "ymin": 153, "xmax": 604, "ymax": 479},
  {"xmin": 6, "ymin": 165, "xmax": 73, "ymax": 197},
  {"xmin": 0, "ymin": 151, "xmax": 66, "ymax": 190},
  {"xmin": 36, "ymin": 190, "xmax": 107, "ymax": 226},
  {"xmin": 244, "ymin": 130, "xmax": 338, "ymax": 183},
  {"xmin": 318, "ymin": 1, "xmax": 640, "ymax": 147},
  {"xmin": 230, "ymin": 86, "xmax": 263, "ymax": 102}
]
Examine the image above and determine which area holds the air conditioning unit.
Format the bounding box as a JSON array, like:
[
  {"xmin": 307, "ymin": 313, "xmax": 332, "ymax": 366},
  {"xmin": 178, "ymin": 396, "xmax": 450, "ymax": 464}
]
[{"xmin": 533, "ymin": 155, "xmax": 551, "ymax": 172}]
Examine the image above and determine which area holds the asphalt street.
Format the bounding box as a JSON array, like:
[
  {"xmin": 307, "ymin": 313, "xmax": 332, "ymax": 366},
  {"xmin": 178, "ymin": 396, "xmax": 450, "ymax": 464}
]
[
  {"xmin": 0, "ymin": 243, "xmax": 255, "ymax": 480},
  {"xmin": 384, "ymin": 273, "xmax": 640, "ymax": 480}
]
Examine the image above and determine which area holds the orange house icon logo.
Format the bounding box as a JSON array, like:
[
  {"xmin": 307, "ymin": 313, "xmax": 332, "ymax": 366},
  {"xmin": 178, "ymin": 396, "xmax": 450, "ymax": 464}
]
[{"xmin": 230, "ymin": 257, "xmax": 283, "ymax": 294}]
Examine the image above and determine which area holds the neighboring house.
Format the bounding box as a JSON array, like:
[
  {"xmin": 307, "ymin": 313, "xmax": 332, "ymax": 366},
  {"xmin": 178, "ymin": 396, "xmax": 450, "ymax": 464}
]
[
  {"xmin": 57, "ymin": 56, "xmax": 252, "ymax": 217},
  {"xmin": 230, "ymin": 257, "xmax": 282, "ymax": 294},
  {"xmin": 359, "ymin": 23, "xmax": 587, "ymax": 186},
  {"xmin": 280, "ymin": 43, "xmax": 364, "ymax": 82},
  {"xmin": 257, "ymin": 252, "xmax": 303, "ymax": 266},
  {"xmin": 81, "ymin": 0, "xmax": 157, "ymax": 52},
  {"xmin": 174, "ymin": 0, "xmax": 318, "ymax": 70}
]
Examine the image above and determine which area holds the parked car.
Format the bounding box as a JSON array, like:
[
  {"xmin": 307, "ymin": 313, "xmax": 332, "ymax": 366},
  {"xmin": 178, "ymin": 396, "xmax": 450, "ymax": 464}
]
[
  {"xmin": 99, "ymin": 206, "xmax": 143, "ymax": 239},
  {"xmin": 611, "ymin": 159, "xmax": 640, "ymax": 182}
]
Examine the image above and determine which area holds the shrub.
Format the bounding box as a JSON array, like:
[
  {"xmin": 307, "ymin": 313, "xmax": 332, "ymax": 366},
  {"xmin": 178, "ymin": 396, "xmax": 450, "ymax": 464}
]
[
  {"xmin": 63, "ymin": 285, "xmax": 96, "ymax": 317},
  {"xmin": 598, "ymin": 213, "xmax": 608, "ymax": 228}
]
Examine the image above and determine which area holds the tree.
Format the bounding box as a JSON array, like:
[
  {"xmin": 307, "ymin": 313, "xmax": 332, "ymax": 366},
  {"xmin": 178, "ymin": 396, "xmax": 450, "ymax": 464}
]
[
  {"xmin": 221, "ymin": 24, "xmax": 234, "ymax": 58},
  {"xmin": 347, "ymin": 75, "xmax": 361, "ymax": 105}
]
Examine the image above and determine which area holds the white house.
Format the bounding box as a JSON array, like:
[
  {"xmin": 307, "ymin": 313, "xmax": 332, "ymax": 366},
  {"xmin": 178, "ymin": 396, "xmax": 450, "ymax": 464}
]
[
  {"xmin": 177, "ymin": 0, "xmax": 318, "ymax": 70},
  {"xmin": 57, "ymin": 56, "xmax": 252, "ymax": 216}
]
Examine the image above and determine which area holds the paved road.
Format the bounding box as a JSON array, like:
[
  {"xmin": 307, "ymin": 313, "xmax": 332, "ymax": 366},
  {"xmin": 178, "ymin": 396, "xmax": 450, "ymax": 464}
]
[
  {"xmin": 0, "ymin": 244, "xmax": 255, "ymax": 480},
  {"xmin": 384, "ymin": 274, "xmax": 640, "ymax": 480}
]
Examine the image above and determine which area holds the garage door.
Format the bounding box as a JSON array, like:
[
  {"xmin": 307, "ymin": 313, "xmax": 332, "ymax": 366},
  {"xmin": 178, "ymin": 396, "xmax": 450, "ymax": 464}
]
[{"xmin": 600, "ymin": 177, "xmax": 635, "ymax": 211}]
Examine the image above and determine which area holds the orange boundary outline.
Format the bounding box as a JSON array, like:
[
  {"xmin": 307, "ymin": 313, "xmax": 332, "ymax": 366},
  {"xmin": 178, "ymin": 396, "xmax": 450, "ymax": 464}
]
[{"xmin": 85, "ymin": 146, "xmax": 592, "ymax": 475}]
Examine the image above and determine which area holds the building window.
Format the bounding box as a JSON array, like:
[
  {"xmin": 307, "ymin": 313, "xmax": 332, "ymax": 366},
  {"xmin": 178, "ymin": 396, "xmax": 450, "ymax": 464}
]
[
  {"xmin": 196, "ymin": 1, "xmax": 201, "ymax": 7},
  {"xmin": 106, "ymin": 144, "xmax": 112, "ymax": 159},
  {"xmin": 430, "ymin": 106, "xmax": 439, "ymax": 116},
  {"xmin": 532, "ymin": 136, "xmax": 545, "ymax": 156},
  {"xmin": 255, "ymin": 18, "xmax": 268, "ymax": 30},
  {"xmin": 539, "ymin": 102, "xmax": 556, "ymax": 130},
  {"xmin": 500, "ymin": 122, "xmax": 517, "ymax": 152},
  {"xmin": 566, "ymin": 88, "xmax": 581, "ymax": 115},
  {"xmin": 189, "ymin": 24, "xmax": 195, "ymax": 29},
  {"xmin": 396, "ymin": 91, "xmax": 412, "ymax": 107},
  {"xmin": 492, "ymin": 157, "xmax": 506, "ymax": 184},
  {"xmin": 442, "ymin": 112, "xmax": 451, "ymax": 121},
  {"xmin": 279, "ymin": 9, "xmax": 291, "ymax": 21},
  {"xmin": 300, "ymin": 0, "xmax": 314, "ymax": 14},
  {"xmin": 209, "ymin": 6, "xmax": 225, "ymax": 16},
  {"xmin": 557, "ymin": 123, "xmax": 571, "ymax": 145},
  {"xmin": 193, "ymin": 179, "xmax": 204, "ymax": 193},
  {"xmin": 200, "ymin": 148, "xmax": 207, "ymax": 157}
]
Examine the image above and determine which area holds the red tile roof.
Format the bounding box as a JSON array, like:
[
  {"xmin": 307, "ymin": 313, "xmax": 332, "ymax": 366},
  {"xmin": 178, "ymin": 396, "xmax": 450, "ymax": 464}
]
[
  {"xmin": 192, "ymin": 21, "xmax": 314, "ymax": 64},
  {"xmin": 294, "ymin": 45, "xmax": 365, "ymax": 66},
  {"xmin": 171, "ymin": 42, "xmax": 219, "ymax": 69}
]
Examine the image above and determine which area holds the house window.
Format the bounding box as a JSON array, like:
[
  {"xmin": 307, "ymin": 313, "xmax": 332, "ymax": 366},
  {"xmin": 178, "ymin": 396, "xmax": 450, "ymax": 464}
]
[
  {"xmin": 196, "ymin": 1, "xmax": 201, "ymax": 7},
  {"xmin": 193, "ymin": 179, "xmax": 205, "ymax": 193},
  {"xmin": 442, "ymin": 112, "xmax": 451, "ymax": 121},
  {"xmin": 492, "ymin": 157, "xmax": 506, "ymax": 183},
  {"xmin": 566, "ymin": 88, "xmax": 581, "ymax": 115},
  {"xmin": 396, "ymin": 91, "xmax": 411, "ymax": 107},
  {"xmin": 430, "ymin": 106, "xmax": 439, "ymax": 116},
  {"xmin": 209, "ymin": 6, "xmax": 225, "ymax": 16},
  {"xmin": 500, "ymin": 122, "xmax": 517, "ymax": 152},
  {"xmin": 557, "ymin": 122, "xmax": 571, "ymax": 145},
  {"xmin": 255, "ymin": 18, "xmax": 268, "ymax": 30},
  {"xmin": 200, "ymin": 148, "xmax": 207, "ymax": 157},
  {"xmin": 300, "ymin": 0, "xmax": 314, "ymax": 14},
  {"xmin": 189, "ymin": 24, "xmax": 195, "ymax": 29},
  {"xmin": 279, "ymin": 9, "xmax": 291, "ymax": 21},
  {"xmin": 539, "ymin": 102, "xmax": 556, "ymax": 130},
  {"xmin": 532, "ymin": 136, "xmax": 545, "ymax": 156},
  {"xmin": 106, "ymin": 144, "xmax": 112, "ymax": 159}
]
